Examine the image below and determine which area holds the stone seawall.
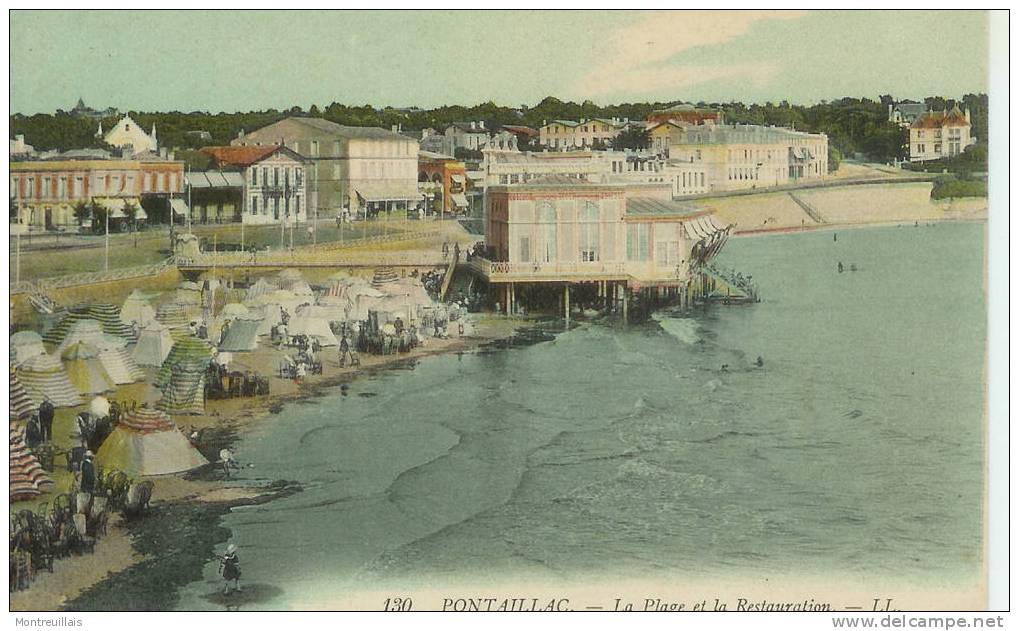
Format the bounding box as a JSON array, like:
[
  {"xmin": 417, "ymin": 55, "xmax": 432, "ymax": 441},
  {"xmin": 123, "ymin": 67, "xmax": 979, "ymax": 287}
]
[{"xmin": 694, "ymin": 182, "xmax": 987, "ymax": 233}]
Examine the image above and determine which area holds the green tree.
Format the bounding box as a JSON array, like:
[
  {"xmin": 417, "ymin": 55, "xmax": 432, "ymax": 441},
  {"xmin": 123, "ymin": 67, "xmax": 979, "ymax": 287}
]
[
  {"xmin": 611, "ymin": 127, "xmax": 651, "ymax": 151},
  {"xmin": 89, "ymin": 200, "xmax": 108, "ymax": 234},
  {"xmin": 72, "ymin": 200, "xmax": 91, "ymax": 227}
]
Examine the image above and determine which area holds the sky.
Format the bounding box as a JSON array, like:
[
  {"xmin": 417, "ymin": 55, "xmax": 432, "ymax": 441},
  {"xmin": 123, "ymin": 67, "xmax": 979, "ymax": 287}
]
[{"xmin": 10, "ymin": 10, "xmax": 991, "ymax": 115}]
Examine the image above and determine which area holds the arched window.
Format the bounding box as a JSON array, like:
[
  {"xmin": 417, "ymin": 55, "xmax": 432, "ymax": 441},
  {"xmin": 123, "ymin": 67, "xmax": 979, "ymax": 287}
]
[
  {"xmin": 579, "ymin": 201, "xmax": 599, "ymax": 262},
  {"xmin": 538, "ymin": 201, "xmax": 557, "ymax": 262}
]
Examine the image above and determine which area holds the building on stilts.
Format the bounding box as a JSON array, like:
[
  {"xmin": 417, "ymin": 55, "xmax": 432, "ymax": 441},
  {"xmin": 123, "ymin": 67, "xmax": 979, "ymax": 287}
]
[{"xmin": 464, "ymin": 176, "xmax": 734, "ymax": 324}]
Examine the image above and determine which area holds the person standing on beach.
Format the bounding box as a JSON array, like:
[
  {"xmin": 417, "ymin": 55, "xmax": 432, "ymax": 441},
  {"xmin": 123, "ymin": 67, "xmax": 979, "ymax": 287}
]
[
  {"xmin": 339, "ymin": 335, "xmax": 352, "ymax": 367},
  {"xmin": 79, "ymin": 451, "xmax": 96, "ymax": 493},
  {"xmin": 219, "ymin": 544, "xmax": 242, "ymax": 595},
  {"xmin": 38, "ymin": 397, "xmax": 54, "ymax": 443}
]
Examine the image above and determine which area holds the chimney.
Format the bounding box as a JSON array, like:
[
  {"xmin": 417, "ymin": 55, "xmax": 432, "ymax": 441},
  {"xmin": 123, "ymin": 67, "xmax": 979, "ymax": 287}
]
[
  {"xmin": 237, "ymin": 129, "xmax": 245, "ymax": 139},
  {"xmin": 16, "ymin": 134, "xmax": 24, "ymax": 143},
  {"xmin": 965, "ymin": 108, "xmax": 971, "ymax": 123},
  {"xmin": 392, "ymin": 125, "xmax": 398, "ymax": 133},
  {"xmin": 470, "ymin": 121, "xmax": 476, "ymax": 130}
]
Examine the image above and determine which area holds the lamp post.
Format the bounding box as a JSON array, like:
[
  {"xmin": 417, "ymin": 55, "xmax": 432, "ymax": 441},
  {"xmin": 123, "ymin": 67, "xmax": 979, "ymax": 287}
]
[
  {"xmin": 186, "ymin": 164, "xmax": 192, "ymax": 234},
  {"xmin": 104, "ymin": 202, "xmax": 110, "ymax": 272}
]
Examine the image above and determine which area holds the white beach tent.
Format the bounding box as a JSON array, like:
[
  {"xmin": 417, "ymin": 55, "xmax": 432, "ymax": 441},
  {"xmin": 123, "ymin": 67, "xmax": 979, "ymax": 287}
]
[
  {"xmin": 9, "ymin": 331, "xmax": 46, "ymax": 366},
  {"xmin": 287, "ymin": 314, "xmax": 338, "ymax": 346},
  {"xmin": 96, "ymin": 406, "xmax": 208, "ymax": 476},
  {"xmin": 121, "ymin": 290, "xmax": 158, "ymax": 327},
  {"xmin": 55, "ymin": 319, "xmax": 142, "ymax": 384},
  {"xmin": 132, "ymin": 323, "xmax": 175, "ymax": 367}
]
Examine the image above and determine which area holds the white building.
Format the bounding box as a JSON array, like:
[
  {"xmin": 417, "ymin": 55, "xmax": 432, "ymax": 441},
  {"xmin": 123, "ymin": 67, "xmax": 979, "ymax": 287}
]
[
  {"xmin": 99, "ymin": 115, "xmax": 158, "ymax": 156},
  {"xmin": 909, "ymin": 105, "xmax": 975, "ymax": 162},
  {"xmin": 201, "ymin": 145, "xmax": 309, "ymax": 225},
  {"xmin": 443, "ymin": 121, "xmax": 491, "ymax": 155}
]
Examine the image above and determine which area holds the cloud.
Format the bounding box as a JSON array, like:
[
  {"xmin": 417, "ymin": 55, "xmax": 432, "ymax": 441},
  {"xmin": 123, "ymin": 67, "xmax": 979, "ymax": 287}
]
[{"xmin": 573, "ymin": 10, "xmax": 806, "ymax": 99}]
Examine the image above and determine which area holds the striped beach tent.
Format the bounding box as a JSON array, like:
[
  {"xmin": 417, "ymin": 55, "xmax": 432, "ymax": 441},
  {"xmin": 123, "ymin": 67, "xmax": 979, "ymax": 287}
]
[
  {"xmin": 62, "ymin": 342, "xmax": 116, "ymax": 395},
  {"xmin": 157, "ymin": 360, "xmax": 207, "ymax": 416},
  {"xmin": 155, "ymin": 302, "xmax": 194, "ymax": 340},
  {"xmin": 133, "ymin": 323, "xmax": 175, "ymax": 367},
  {"xmin": 9, "ymin": 366, "xmax": 36, "ymax": 421},
  {"xmin": 43, "ymin": 304, "xmax": 135, "ymax": 346},
  {"xmin": 56, "ymin": 319, "xmax": 127, "ymax": 353},
  {"xmin": 154, "ymin": 337, "xmax": 215, "ymax": 388},
  {"xmin": 10, "ymin": 330, "xmax": 46, "ymax": 366},
  {"xmin": 96, "ymin": 407, "xmax": 208, "ymax": 476},
  {"xmin": 10, "ymin": 420, "xmax": 54, "ymax": 501},
  {"xmin": 16, "ymin": 352, "xmax": 82, "ymax": 408}
]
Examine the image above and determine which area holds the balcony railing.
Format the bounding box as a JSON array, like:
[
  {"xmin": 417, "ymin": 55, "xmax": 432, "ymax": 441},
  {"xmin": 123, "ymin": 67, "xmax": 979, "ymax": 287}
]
[{"xmin": 465, "ymin": 257, "xmax": 689, "ymax": 283}]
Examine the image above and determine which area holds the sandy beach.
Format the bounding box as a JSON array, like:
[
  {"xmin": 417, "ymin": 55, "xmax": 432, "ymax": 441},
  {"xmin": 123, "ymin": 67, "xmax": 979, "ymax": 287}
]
[{"xmin": 10, "ymin": 312, "xmax": 531, "ymax": 611}]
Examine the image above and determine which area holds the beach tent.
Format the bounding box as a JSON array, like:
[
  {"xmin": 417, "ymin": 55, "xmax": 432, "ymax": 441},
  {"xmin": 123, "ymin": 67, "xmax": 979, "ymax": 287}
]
[
  {"xmin": 249, "ymin": 304, "xmax": 283, "ymax": 336},
  {"xmin": 155, "ymin": 337, "xmax": 215, "ymax": 388},
  {"xmin": 98, "ymin": 347, "xmax": 145, "ymax": 385},
  {"xmin": 10, "ymin": 420, "xmax": 54, "ymax": 501},
  {"xmin": 244, "ymin": 277, "xmax": 274, "ymax": 303},
  {"xmin": 297, "ymin": 303, "xmax": 348, "ymax": 323},
  {"xmin": 211, "ymin": 303, "xmax": 251, "ymax": 344},
  {"xmin": 10, "ymin": 331, "xmax": 46, "ymax": 366},
  {"xmin": 56, "ymin": 319, "xmax": 128, "ymax": 353},
  {"xmin": 132, "ymin": 323, "xmax": 175, "ymax": 367},
  {"xmin": 121, "ymin": 290, "xmax": 157, "ymax": 327},
  {"xmin": 9, "ymin": 366, "xmax": 36, "ymax": 421},
  {"xmin": 155, "ymin": 302, "xmax": 194, "ymax": 340},
  {"xmin": 275, "ymin": 269, "xmax": 313, "ymax": 295},
  {"xmin": 218, "ymin": 317, "xmax": 264, "ymax": 352},
  {"xmin": 16, "ymin": 352, "xmax": 82, "ymax": 408},
  {"xmin": 96, "ymin": 407, "xmax": 208, "ymax": 476},
  {"xmin": 55, "ymin": 319, "xmax": 143, "ymax": 384},
  {"xmin": 157, "ymin": 360, "xmax": 207, "ymax": 416},
  {"xmin": 287, "ymin": 314, "xmax": 338, "ymax": 346},
  {"xmin": 43, "ymin": 304, "xmax": 135, "ymax": 346},
  {"xmin": 62, "ymin": 341, "xmax": 115, "ymax": 395}
]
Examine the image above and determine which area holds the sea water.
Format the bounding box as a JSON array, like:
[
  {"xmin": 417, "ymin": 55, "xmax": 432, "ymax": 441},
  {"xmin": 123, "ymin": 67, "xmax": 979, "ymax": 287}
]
[{"xmin": 174, "ymin": 222, "xmax": 986, "ymax": 609}]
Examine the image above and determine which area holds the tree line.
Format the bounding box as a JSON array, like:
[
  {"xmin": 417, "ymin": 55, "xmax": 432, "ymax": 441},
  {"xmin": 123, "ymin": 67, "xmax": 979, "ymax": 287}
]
[{"xmin": 10, "ymin": 93, "xmax": 988, "ymax": 165}]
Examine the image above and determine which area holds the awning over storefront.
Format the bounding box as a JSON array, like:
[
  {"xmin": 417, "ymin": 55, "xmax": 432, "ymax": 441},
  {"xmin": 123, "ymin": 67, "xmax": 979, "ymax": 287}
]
[
  {"xmin": 169, "ymin": 198, "xmax": 189, "ymax": 217},
  {"xmin": 450, "ymin": 174, "xmax": 466, "ymax": 186},
  {"xmin": 450, "ymin": 193, "xmax": 469, "ymax": 208},
  {"xmin": 94, "ymin": 197, "xmax": 147, "ymax": 220},
  {"xmin": 186, "ymin": 171, "xmax": 244, "ymax": 189},
  {"xmin": 356, "ymin": 183, "xmax": 422, "ymax": 203}
]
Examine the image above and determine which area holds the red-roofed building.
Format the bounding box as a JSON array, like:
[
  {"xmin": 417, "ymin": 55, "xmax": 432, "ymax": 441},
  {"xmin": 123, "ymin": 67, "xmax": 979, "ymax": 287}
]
[
  {"xmin": 200, "ymin": 144, "xmax": 309, "ymax": 225},
  {"xmin": 909, "ymin": 105, "xmax": 975, "ymax": 162}
]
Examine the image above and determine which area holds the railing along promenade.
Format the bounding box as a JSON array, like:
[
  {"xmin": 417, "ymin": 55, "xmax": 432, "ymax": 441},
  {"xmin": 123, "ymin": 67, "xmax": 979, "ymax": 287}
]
[{"xmin": 11, "ymin": 259, "xmax": 177, "ymax": 296}]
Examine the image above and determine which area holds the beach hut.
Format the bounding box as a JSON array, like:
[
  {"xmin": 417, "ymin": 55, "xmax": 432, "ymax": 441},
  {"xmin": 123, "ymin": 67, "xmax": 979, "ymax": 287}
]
[
  {"xmin": 157, "ymin": 360, "xmax": 207, "ymax": 416},
  {"xmin": 133, "ymin": 323, "xmax": 176, "ymax": 367},
  {"xmin": 121, "ymin": 290, "xmax": 157, "ymax": 327},
  {"xmin": 43, "ymin": 304, "xmax": 135, "ymax": 346},
  {"xmin": 218, "ymin": 317, "xmax": 264, "ymax": 352},
  {"xmin": 297, "ymin": 303, "xmax": 348, "ymax": 324},
  {"xmin": 155, "ymin": 337, "xmax": 215, "ymax": 388},
  {"xmin": 287, "ymin": 314, "xmax": 339, "ymax": 346},
  {"xmin": 96, "ymin": 407, "xmax": 208, "ymax": 476},
  {"xmin": 9, "ymin": 366, "xmax": 36, "ymax": 421},
  {"xmin": 9, "ymin": 331, "xmax": 46, "ymax": 365},
  {"xmin": 62, "ymin": 341, "xmax": 115, "ymax": 395},
  {"xmin": 16, "ymin": 352, "xmax": 82, "ymax": 408},
  {"xmin": 211, "ymin": 303, "xmax": 252, "ymax": 343},
  {"xmin": 10, "ymin": 420, "xmax": 54, "ymax": 501}
]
